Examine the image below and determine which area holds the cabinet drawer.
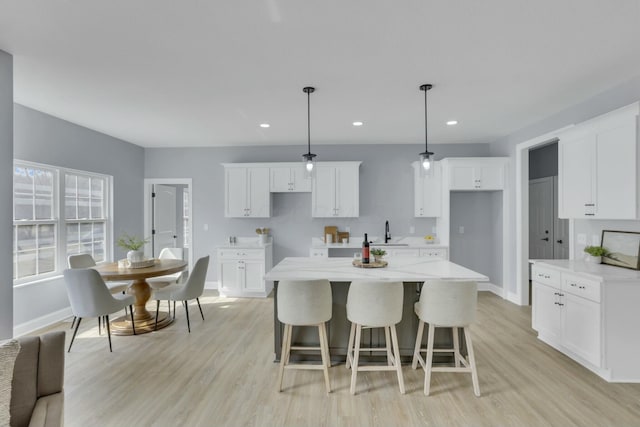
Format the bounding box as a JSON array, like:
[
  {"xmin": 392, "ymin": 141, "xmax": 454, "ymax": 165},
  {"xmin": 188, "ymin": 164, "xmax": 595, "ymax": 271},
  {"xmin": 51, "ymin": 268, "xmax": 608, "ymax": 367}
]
[
  {"xmin": 562, "ymin": 273, "xmax": 601, "ymax": 303},
  {"xmin": 531, "ymin": 265, "xmax": 561, "ymax": 288},
  {"xmin": 218, "ymin": 249, "xmax": 265, "ymax": 260},
  {"xmin": 420, "ymin": 248, "xmax": 447, "ymax": 259},
  {"xmin": 309, "ymin": 248, "xmax": 328, "ymax": 258}
]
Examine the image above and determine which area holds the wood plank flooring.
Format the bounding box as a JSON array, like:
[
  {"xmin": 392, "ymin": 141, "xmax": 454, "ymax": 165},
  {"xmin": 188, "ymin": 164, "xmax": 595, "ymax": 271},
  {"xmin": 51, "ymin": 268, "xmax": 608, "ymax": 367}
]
[{"xmin": 33, "ymin": 291, "xmax": 640, "ymax": 427}]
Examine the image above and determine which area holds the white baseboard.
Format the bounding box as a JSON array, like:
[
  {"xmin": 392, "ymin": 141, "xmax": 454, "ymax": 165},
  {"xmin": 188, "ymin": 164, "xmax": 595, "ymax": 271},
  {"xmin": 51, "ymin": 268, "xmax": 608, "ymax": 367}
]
[
  {"xmin": 478, "ymin": 282, "xmax": 503, "ymax": 297},
  {"xmin": 14, "ymin": 306, "xmax": 73, "ymax": 337},
  {"xmin": 507, "ymin": 291, "xmax": 524, "ymax": 305},
  {"xmin": 205, "ymin": 280, "xmax": 219, "ymax": 290}
]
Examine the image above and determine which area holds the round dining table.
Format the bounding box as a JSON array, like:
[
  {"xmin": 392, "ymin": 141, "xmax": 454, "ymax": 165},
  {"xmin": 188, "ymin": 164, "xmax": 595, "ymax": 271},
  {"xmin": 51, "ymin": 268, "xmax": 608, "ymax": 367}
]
[{"xmin": 94, "ymin": 259, "xmax": 188, "ymax": 335}]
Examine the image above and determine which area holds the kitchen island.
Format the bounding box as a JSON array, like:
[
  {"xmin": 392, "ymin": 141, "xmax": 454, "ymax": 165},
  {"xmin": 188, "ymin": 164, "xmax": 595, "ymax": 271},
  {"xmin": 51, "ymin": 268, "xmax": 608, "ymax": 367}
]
[{"xmin": 265, "ymin": 256, "xmax": 488, "ymax": 363}]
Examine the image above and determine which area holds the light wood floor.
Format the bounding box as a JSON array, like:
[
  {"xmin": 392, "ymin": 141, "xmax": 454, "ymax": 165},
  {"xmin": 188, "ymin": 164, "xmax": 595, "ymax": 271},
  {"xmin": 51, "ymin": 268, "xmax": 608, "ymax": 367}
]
[{"xmin": 34, "ymin": 291, "xmax": 640, "ymax": 427}]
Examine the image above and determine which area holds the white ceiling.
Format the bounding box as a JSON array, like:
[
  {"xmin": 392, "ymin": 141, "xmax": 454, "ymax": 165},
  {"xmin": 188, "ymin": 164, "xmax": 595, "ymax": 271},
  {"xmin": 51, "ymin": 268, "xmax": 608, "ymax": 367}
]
[{"xmin": 0, "ymin": 1, "xmax": 639, "ymax": 148}]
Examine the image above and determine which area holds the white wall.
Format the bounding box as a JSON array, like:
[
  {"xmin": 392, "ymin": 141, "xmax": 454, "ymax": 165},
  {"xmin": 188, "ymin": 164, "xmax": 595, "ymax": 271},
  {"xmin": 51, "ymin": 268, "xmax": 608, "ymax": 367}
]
[
  {"xmin": 491, "ymin": 73, "xmax": 640, "ymax": 297},
  {"xmin": 144, "ymin": 143, "xmax": 494, "ymax": 283},
  {"xmin": 13, "ymin": 105, "xmax": 145, "ymax": 334},
  {"xmin": 0, "ymin": 50, "xmax": 13, "ymax": 339}
]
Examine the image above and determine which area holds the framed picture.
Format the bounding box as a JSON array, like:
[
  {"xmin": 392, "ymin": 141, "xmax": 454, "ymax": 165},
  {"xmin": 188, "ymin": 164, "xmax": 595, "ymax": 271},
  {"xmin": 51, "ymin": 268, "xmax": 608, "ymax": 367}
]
[{"xmin": 601, "ymin": 230, "xmax": 640, "ymax": 270}]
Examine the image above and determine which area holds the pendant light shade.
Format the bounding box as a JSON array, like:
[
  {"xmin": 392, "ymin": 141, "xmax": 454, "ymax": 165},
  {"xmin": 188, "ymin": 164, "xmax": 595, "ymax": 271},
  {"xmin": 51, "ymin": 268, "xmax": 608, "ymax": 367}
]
[
  {"xmin": 419, "ymin": 84, "xmax": 434, "ymax": 177},
  {"xmin": 302, "ymin": 86, "xmax": 316, "ymax": 178}
]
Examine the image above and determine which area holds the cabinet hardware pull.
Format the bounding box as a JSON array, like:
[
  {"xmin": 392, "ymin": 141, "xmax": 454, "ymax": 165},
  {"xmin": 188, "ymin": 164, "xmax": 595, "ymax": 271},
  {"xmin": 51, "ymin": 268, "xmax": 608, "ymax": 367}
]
[
  {"xmin": 558, "ymin": 303, "xmax": 564, "ymax": 307},
  {"xmin": 570, "ymin": 283, "xmax": 576, "ymax": 287},
  {"xmin": 579, "ymin": 285, "xmax": 585, "ymax": 289},
  {"xmin": 585, "ymin": 213, "xmax": 595, "ymax": 216},
  {"xmin": 556, "ymin": 239, "xmax": 563, "ymax": 244},
  {"xmin": 541, "ymin": 237, "xmax": 549, "ymax": 241}
]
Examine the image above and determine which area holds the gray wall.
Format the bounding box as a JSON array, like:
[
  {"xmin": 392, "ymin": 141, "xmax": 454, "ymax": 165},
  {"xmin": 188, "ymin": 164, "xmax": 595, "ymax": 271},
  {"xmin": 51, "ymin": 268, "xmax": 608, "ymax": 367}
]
[
  {"xmin": 529, "ymin": 142, "xmax": 558, "ymax": 180},
  {"xmin": 13, "ymin": 105, "xmax": 145, "ymax": 329},
  {"xmin": 0, "ymin": 51, "xmax": 13, "ymax": 338},
  {"xmin": 145, "ymin": 143, "xmax": 491, "ymax": 283},
  {"xmin": 491, "ymin": 73, "xmax": 640, "ymax": 297}
]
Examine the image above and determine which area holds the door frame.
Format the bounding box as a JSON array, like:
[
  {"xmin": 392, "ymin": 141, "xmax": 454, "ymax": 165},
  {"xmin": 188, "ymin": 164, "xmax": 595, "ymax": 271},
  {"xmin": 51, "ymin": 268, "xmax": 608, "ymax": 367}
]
[
  {"xmin": 143, "ymin": 178, "xmax": 193, "ymax": 271},
  {"xmin": 514, "ymin": 126, "xmax": 572, "ymax": 305}
]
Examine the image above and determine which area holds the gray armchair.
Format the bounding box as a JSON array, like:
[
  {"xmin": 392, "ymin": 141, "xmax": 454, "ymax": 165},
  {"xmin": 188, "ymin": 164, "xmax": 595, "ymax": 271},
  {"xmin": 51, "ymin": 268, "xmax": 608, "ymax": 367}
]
[{"xmin": 10, "ymin": 331, "xmax": 65, "ymax": 427}]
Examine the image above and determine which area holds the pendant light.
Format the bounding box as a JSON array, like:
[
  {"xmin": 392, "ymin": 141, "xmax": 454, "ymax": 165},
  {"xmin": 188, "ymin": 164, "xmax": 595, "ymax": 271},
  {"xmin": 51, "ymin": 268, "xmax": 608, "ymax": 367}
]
[
  {"xmin": 302, "ymin": 86, "xmax": 317, "ymax": 178},
  {"xmin": 419, "ymin": 84, "xmax": 434, "ymax": 176}
]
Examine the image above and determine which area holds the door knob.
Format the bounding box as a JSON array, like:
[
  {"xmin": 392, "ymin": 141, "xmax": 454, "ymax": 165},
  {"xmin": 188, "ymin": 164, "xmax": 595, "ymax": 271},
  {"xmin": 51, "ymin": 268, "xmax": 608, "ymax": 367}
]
[
  {"xmin": 556, "ymin": 239, "xmax": 563, "ymax": 244},
  {"xmin": 541, "ymin": 237, "xmax": 549, "ymax": 241}
]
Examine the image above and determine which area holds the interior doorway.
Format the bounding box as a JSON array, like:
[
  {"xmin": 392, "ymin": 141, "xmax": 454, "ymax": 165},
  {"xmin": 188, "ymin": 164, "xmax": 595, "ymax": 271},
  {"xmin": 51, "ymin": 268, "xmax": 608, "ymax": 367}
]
[{"xmin": 144, "ymin": 179, "xmax": 193, "ymax": 270}]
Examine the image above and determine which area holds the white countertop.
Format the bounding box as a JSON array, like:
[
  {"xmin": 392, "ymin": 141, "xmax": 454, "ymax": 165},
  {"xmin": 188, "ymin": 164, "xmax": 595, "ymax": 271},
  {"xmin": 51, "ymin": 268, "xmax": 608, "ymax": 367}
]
[
  {"xmin": 531, "ymin": 259, "xmax": 640, "ymax": 282},
  {"xmin": 265, "ymin": 257, "xmax": 488, "ymax": 282},
  {"xmin": 310, "ymin": 236, "xmax": 447, "ymax": 249},
  {"xmin": 217, "ymin": 237, "xmax": 272, "ymax": 249}
]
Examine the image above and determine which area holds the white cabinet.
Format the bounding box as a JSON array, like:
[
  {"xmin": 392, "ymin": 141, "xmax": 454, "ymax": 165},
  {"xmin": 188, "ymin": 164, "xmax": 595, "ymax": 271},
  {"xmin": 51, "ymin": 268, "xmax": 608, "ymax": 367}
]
[
  {"xmin": 312, "ymin": 162, "xmax": 361, "ymax": 217},
  {"xmin": 270, "ymin": 164, "xmax": 312, "ymax": 192},
  {"xmin": 446, "ymin": 158, "xmax": 506, "ymax": 191},
  {"xmin": 558, "ymin": 103, "xmax": 639, "ymax": 219},
  {"xmin": 419, "ymin": 248, "xmax": 448, "ymax": 259},
  {"xmin": 223, "ymin": 165, "xmax": 271, "ymax": 218},
  {"xmin": 532, "ymin": 282, "xmax": 563, "ymax": 342},
  {"xmin": 217, "ymin": 245, "xmax": 273, "ymax": 297},
  {"xmin": 412, "ymin": 161, "xmax": 442, "ymax": 217}
]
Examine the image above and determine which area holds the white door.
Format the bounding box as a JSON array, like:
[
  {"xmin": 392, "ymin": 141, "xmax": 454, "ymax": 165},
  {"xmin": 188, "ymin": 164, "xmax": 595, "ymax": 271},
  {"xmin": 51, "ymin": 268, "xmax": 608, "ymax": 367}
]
[
  {"xmin": 553, "ymin": 176, "xmax": 569, "ymax": 259},
  {"xmin": 312, "ymin": 166, "xmax": 336, "ymax": 217},
  {"xmin": 270, "ymin": 167, "xmax": 292, "ymax": 192},
  {"xmin": 247, "ymin": 168, "xmax": 270, "ymax": 217},
  {"xmin": 153, "ymin": 184, "xmax": 177, "ymax": 257},
  {"xmin": 532, "ymin": 283, "xmax": 562, "ymax": 340},
  {"xmin": 219, "ymin": 260, "xmax": 241, "ymax": 294},
  {"xmin": 225, "ymin": 168, "xmax": 248, "ymax": 217},
  {"xmin": 291, "ymin": 165, "xmax": 312, "ymax": 192},
  {"xmin": 478, "ymin": 166, "xmax": 504, "ymax": 190},
  {"xmin": 529, "ymin": 178, "xmax": 554, "ymax": 260},
  {"xmin": 450, "ymin": 166, "xmax": 475, "ymax": 190},
  {"xmin": 563, "ymin": 293, "xmax": 601, "ymax": 366},
  {"xmin": 559, "ymin": 130, "xmax": 594, "ymax": 218},
  {"xmin": 242, "ymin": 260, "xmax": 264, "ymax": 292},
  {"xmin": 335, "ymin": 166, "xmax": 359, "ymax": 217}
]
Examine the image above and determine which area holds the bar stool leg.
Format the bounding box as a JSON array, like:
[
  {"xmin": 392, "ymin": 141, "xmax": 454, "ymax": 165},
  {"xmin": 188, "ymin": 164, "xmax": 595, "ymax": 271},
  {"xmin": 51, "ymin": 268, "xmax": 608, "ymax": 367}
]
[
  {"xmin": 453, "ymin": 327, "xmax": 461, "ymax": 368},
  {"xmin": 318, "ymin": 323, "xmax": 331, "ymax": 393},
  {"xmin": 345, "ymin": 322, "xmax": 355, "ymax": 369},
  {"xmin": 464, "ymin": 326, "xmax": 480, "ymax": 397},
  {"xmin": 277, "ymin": 323, "xmax": 291, "ymax": 392},
  {"xmin": 390, "ymin": 325, "xmax": 405, "ymax": 394},
  {"xmin": 412, "ymin": 320, "xmax": 425, "ymax": 370},
  {"xmin": 384, "ymin": 326, "xmax": 393, "ymax": 366},
  {"xmin": 350, "ymin": 324, "xmax": 362, "ymax": 395},
  {"xmin": 424, "ymin": 323, "xmax": 435, "ymax": 395}
]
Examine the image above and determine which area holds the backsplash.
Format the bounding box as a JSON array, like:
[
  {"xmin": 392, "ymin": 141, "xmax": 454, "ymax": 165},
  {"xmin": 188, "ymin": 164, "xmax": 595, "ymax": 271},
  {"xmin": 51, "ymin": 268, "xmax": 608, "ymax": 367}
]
[{"xmin": 573, "ymin": 219, "xmax": 640, "ymax": 260}]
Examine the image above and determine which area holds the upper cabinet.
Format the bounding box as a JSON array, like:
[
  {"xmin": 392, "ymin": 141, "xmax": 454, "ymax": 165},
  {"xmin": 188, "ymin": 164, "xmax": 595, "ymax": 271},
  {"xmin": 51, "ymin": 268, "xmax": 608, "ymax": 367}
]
[
  {"xmin": 558, "ymin": 103, "xmax": 639, "ymax": 219},
  {"xmin": 444, "ymin": 158, "xmax": 507, "ymax": 191},
  {"xmin": 223, "ymin": 165, "xmax": 271, "ymax": 218},
  {"xmin": 312, "ymin": 162, "xmax": 361, "ymax": 217},
  {"xmin": 412, "ymin": 161, "xmax": 442, "ymax": 217},
  {"xmin": 269, "ymin": 164, "xmax": 312, "ymax": 192}
]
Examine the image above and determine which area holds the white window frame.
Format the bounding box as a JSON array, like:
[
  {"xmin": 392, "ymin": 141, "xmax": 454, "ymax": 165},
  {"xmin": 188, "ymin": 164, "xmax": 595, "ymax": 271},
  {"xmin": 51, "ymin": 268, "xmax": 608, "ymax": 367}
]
[{"xmin": 13, "ymin": 160, "xmax": 114, "ymax": 286}]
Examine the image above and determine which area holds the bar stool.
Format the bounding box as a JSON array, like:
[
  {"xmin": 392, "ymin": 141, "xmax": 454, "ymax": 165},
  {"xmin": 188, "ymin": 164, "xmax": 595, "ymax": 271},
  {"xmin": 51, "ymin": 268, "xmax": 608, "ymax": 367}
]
[
  {"xmin": 412, "ymin": 280, "xmax": 480, "ymax": 396},
  {"xmin": 277, "ymin": 279, "xmax": 332, "ymax": 393},
  {"xmin": 346, "ymin": 280, "xmax": 405, "ymax": 395}
]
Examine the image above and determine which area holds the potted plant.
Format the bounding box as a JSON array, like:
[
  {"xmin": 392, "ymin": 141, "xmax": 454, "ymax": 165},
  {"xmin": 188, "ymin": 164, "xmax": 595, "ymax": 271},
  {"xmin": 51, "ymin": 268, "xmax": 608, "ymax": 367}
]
[
  {"xmin": 371, "ymin": 248, "xmax": 387, "ymax": 263},
  {"xmin": 584, "ymin": 245, "xmax": 608, "ymax": 264},
  {"xmin": 117, "ymin": 233, "xmax": 149, "ymax": 264}
]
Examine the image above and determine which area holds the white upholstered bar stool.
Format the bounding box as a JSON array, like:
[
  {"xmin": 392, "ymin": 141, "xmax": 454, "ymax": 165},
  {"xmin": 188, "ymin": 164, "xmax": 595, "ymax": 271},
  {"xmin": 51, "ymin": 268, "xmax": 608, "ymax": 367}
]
[
  {"xmin": 412, "ymin": 280, "xmax": 480, "ymax": 396},
  {"xmin": 346, "ymin": 280, "xmax": 405, "ymax": 395},
  {"xmin": 277, "ymin": 279, "xmax": 332, "ymax": 393}
]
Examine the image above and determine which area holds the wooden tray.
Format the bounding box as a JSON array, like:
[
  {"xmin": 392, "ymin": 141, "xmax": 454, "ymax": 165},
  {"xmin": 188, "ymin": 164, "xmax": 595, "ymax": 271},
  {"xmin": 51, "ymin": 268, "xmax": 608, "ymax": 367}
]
[{"xmin": 352, "ymin": 259, "xmax": 388, "ymax": 268}]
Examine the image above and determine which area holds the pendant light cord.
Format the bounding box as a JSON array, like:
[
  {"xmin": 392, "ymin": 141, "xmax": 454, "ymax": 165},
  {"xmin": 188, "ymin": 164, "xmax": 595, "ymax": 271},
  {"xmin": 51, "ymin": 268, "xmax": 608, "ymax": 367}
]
[
  {"xmin": 424, "ymin": 86, "xmax": 428, "ymax": 152},
  {"xmin": 307, "ymin": 89, "xmax": 311, "ymax": 155}
]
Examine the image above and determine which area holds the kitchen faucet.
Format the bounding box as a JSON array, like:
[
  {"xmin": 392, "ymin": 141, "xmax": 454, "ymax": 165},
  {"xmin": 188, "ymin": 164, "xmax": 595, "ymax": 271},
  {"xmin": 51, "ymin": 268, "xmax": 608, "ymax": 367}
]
[{"xmin": 385, "ymin": 220, "xmax": 391, "ymax": 243}]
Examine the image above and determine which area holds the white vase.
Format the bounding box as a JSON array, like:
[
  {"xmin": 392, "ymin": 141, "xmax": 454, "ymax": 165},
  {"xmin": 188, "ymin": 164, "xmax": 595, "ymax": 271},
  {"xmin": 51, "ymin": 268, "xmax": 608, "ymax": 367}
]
[
  {"xmin": 127, "ymin": 250, "xmax": 144, "ymax": 264},
  {"xmin": 585, "ymin": 254, "xmax": 602, "ymax": 264}
]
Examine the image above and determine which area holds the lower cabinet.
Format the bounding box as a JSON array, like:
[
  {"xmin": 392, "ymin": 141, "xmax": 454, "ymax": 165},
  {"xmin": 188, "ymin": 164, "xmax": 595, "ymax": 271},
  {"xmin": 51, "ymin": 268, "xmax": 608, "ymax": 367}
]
[{"xmin": 217, "ymin": 245, "xmax": 273, "ymax": 297}]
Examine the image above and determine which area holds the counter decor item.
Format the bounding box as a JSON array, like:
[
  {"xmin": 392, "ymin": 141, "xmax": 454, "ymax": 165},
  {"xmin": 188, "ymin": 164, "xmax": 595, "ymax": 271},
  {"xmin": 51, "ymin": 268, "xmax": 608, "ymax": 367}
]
[
  {"xmin": 324, "ymin": 226, "xmax": 338, "ymax": 243},
  {"xmin": 583, "ymin": 245, "xmax": 607, "ymax": 264},
  {"xmin": 600, "ymin": 230, "xmax": 640, "ymax": 270},
  {"xmin": 117, "ymin": 232, "xmax": 149, "ymax": 264},
  {"xmin": 371, "ymin": 248, "xmax": 387, "ymax": 263},
  {"xmin": 424, "ymin": 234, "xmax": 436, "ymax": 244},
  {"xmin": 352, "ymin": 259, "xmax": 388, "ymax": 268},
  {"xmin": 362, "ymin": 233, "xmax": 370, "ymax": 264},
  {"xmin": 256, "ymin": 228, "xmax": 270, "ymax": 244}
]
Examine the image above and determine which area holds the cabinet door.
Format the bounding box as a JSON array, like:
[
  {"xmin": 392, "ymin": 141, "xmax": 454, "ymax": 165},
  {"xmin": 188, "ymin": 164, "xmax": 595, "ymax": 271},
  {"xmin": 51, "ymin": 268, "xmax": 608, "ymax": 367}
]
[
  {"xmin": 563, "ymin": 293, "xmax": 601, "ymax": 367},
  {"xmin": 594, "ymin": 115, "xmax": 637, "ymax": 219},
  {"xmin": 218, "ymin": 260, "xmax": 241, "ymax": 293},
  {"xmin": 450, "ymin": 166, "xmax": 476, "ymax": 190},
  {"xmin": 558, "ymin": 129, "xmax": 595, "ymax": 218},
  {"xmin": 247, "ymin": 168, "xmax": 270, "ymax": 217},
  {"xmin": 242, "ymin": 260, "xmax": 265, "ymax": 292},
  {"xmin": 270, "ymin": 167, "xmax": 292, "ymax": 192},
  {"xmin": 532, "ymin": 282, "xmax": 562, "ymax": 341},
  {"xmin": 415, "ymin": 162, "xmax": 442, "ymax": 217},
  {"xmin": 478, "ymin": 166, "xmax": 503, "ymax": 190},
  {"xmin": 291, "ymin": 165, "xmax": 312, "ymax": 192},
  {"xmin": 225, "ymin": 168, "xmax": 248, "ymax": 217},
  {"xmin": 312, "ymin": 166, "xmax": 337, "ymax": 217},
  {"xmin": 334, "ymin": 165, "xmax": 359, "ymax": 217}
]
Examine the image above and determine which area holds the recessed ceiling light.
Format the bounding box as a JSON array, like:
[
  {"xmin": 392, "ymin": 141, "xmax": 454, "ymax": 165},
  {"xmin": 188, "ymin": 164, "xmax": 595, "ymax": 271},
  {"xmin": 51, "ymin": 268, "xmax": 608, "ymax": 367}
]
[
  {"xmin": 352, "ymin": 121, "xmax": 363, "ymax": 126},
  {"xmin": 260, "ymin": 123, "xmax": 270, "ymax": 128},
  {"xmin": 446, "ymin": 120, "xmax": 458, "ymax": 126}
]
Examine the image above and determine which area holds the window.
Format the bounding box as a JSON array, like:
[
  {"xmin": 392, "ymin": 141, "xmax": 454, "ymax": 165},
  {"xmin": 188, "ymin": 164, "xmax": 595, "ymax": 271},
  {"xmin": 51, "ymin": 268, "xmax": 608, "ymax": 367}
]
[{"xmin": 13, "ymin": 161, "xmax": 112, "ymax": 284}]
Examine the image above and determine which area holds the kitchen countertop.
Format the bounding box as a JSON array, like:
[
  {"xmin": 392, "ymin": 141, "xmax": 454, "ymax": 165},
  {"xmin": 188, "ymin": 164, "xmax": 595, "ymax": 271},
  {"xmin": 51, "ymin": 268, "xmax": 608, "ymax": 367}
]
[
  {"xmin": 310, "ymin": 236, "xmax": 447, "ymax": 249},
  {"xmin": 265, "ymin": 256, "xmax": 487, "ymax": 282},
  {"xmin": 531, "ymin": 259, "xmax": 640, "ymax": 282}
]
